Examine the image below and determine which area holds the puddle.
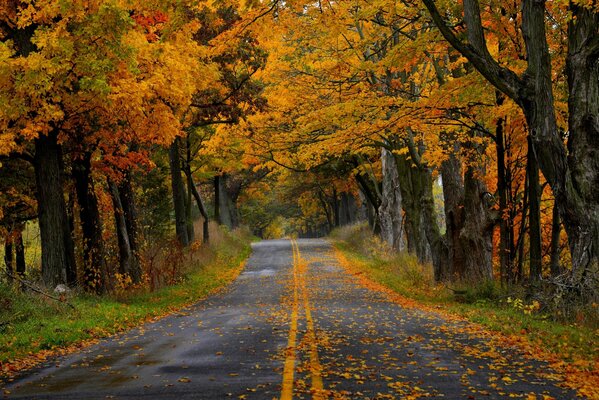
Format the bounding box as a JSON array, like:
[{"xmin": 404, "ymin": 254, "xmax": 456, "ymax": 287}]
[{"xmin": 241, "ymin": 269, "xmax": 276, "ymax": 277}]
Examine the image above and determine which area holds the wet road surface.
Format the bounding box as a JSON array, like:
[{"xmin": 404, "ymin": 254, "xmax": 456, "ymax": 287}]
[{"xmin": 2, "ymin": 239, "xmax": 576, "ymax": 399}]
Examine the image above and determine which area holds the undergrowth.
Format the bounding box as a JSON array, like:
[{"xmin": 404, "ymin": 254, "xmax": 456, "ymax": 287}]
[{"xmin": 0, "ymin": 225, "xmax": 254, "ymax": 370}]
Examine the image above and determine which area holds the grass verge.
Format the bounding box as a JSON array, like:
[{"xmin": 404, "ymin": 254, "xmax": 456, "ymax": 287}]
[
  {"xmin": 0, "ymin": 227, "xmax": 254, "ymax": 379},
  {"xmin": 330, "ymin": 224, "xmax": 598, "ymax": 398}
]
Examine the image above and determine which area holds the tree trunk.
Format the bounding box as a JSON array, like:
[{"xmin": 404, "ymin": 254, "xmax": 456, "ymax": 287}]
[
  {"xmin": 496, "ymin": 112, "xmax": 512, "ymax": 285},
  {"xmin": 73, "ymin": 151, "xmax": 108, "ymax": 294},
  {"xmin": 460, "ymin": 166, "xmax": 494, "ymax": 282},
  {"xmin": 214, "ymin": 174, "xmax": 239, "ymax": 229},
  {"xmin": 109, "ymin": 180, "xmax": 141, "ymax": 282},
  {"xmin": 423, "ymin": 0, "xmax": 599, "ymax": 283},
  {"xmin": 184, "ymin": 169, "xmax": 210, "ymax": 244},
  {"xmin": 214, "ymin": 175, "xmax": 221, "ymax": 224},
  {"xmin": 550, "ymin": 198, "xmax": 562, "ymax": 276},
  {"xmin": 564, "ymin": 3, "xmax": 599, "ymax": 280},
  {"xmin": 440, "ymin": 153, "xmax": 466, "ymax": 281},
  {"xmin": 64, "ymin": 189, "xmax": 77, "ymax": 286},
  {"xmin": 117, "ymin": 172, "xmax": 142, "ymax": 282},
  {"xmin": 4, "ymin": 237, "xmax": 13, "ymax": 282},
  {"xmin": 318, "ymin": 191, "xmax": 333, "ymax": 232},
  {"xmin": 516, "ymin": 169, "xmax": 529, "ymax": 283},
  {"xmin": 394, "ymin": 153, "xmax": 430, "ymax": 263},
  {"xmin": 185, "ymin": 179, "xmax": 195, "ymax": 243},
  {"xmin": 527, "ymin": 137, "xmax": 542, "ymax": 282},
  {"xmin": 34, "ymin": 132, "xmax": 74, "ymax": 289},
  {"xmin": 332, "ymin": 188, "xmax": 340, "ymax": 228},
  {"xmin": 169, "ymin": 138, "xmax": 190, "ymax": 246},
  {"xmin": 421, "ymin": 165, "xmax": 449, "ymax": 282},
  {"xmin": 379, "ymin": 148, "xmax": 405, "ymax": 252},
  {"xmin": 355, "ymin": 173, "xmax": 381, "ymax": 234},
  {"xmin": 15, "ymin": 230, "xmax": 25, "ymax": 277}
]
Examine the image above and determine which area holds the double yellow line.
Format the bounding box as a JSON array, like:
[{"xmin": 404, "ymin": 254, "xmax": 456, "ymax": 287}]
[{"xmin": 281, "ymin": 239, "xmax": 324, "ymax": 400}]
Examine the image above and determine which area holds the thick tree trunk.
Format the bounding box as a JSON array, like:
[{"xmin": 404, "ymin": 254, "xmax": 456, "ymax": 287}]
[
  {"xmin": 564, "ymin": 4, "xmax": 599, "ymax": 280},
  {"xmin": 34, "ymin": 132, "xmax": 74, "ymax": 289},
  {"xmin": 73, "ymin": 151, "xmax": 109, "ymax": 294},
  {"xmin": 339, "ymin": 192, "xmax": 352, "ymax": 226},
  {"xmin": 527, "ymin": 137, "xmax": 543, "ymax": 282},
  {"xmin": 394, "ymin": 154, "xmax": 430, "ymax": 263},
  {"xmin": 169, "ymin": 138, "xmax": 190, "ymax": 246},
  {"xmin": 214, "ymin": 174, "xmax": 235, "ymax": 228},
  {"xmin": 440, "ymin": 153, "xmax": 466, "ymax": 281},
  {"xmin": 460, "ymin": 167, "xmax": 495, "ymax": 282},
  {"xmin": 379, "ymin": 148, "xmax": 405, "ymax": 252}
]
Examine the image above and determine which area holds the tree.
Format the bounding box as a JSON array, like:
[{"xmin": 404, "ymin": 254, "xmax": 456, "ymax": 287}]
[{"xmin": 422, "ymin": 0, "xmax": 599, "ymax": 283}]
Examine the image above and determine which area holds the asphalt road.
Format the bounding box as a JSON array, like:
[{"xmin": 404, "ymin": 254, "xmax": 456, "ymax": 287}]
[{"xmin": 2, "ymin": 239, "xmax": 576, "ymax": 399}]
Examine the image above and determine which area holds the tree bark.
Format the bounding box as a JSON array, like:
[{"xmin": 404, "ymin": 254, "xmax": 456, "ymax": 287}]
[
  {"xmin": 214, "ymin": 174, "xmax": 237, "ymax": 229},
  {"xmin": 564, "ymin": 3, "xmax": 599, "ymax": 279},
  {"xmin": 378, "ymin": 148, "xmax": 405, "ymax": 252},
  {"xmin": 423, "ymin": 0, "xmax": 599, "ymax": 281},
  {"xmin": 527, "ymin": 137, "xmax": 543, "ymax": 282},
  {"xmin": 73, "ymin": 151, "xmax": 109, "ymax": 294},
  {"xmin": 34, "ymin": 132, "xmax": 74, "ymax": 289},
  {"xmin": 461, "ymin": 166, "xmax": 495, "ymax": 282},
  {"xmin": 394, "ymin": 153, "xmax": 430, "ymax": 263},
  {"xmin": 169, "ymin": 138, "xmax": 190, "ymax": 246},
  {"xmin": 439, "ymin": 153, "xmax": 466, "ymax": 281},
  {"xmin": 516, "ymin": 168, "xmax": 530, "ymax": 283},
  {"xmin": 496, "ymin": 108, "xmax": 512, "ymax": 285},
  {"xmin": 184, "ymin": 169, "xmax": 210, "ymax": 244},
  {"xmin": 185, "ymin": 180, "xmax": 195, "ymax": 243}
]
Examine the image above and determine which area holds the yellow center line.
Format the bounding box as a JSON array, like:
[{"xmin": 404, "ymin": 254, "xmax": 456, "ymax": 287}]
[
  {"xmin": 293, "ymin": 239, "xmax": 325, "ymax": 399},
  {"xmin": 281, "ymin": 239, "xmax": 299, "ymax": 400}
]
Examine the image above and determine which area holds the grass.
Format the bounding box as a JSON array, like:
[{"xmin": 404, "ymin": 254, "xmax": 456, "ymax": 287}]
[
  {"xmin": 0, "ymin": 226, "xmax": 254, "ymax": 374},
  {"xmin": 330, "ymin": 223, "xmax": 598, "ymax": 366}
]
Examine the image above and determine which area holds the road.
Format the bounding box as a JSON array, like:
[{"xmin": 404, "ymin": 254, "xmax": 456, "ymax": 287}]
[{"xmin": 2, "ymin": 239, "xmax": 576, "ymax": 399}]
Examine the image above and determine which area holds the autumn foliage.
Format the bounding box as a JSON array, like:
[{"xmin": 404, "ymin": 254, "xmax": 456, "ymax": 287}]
[{"xmin": 0, "ymin": 0, "xmax": 597, "ymax": 321}]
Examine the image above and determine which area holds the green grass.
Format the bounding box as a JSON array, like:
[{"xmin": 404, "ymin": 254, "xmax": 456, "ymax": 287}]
[
  {"xmin": 0, "ymin": 228, "xmax": 253, "ymax": 366},
  {"xmin": 331, "ymin": 225, "xmax": 598, "ymax": 366}
]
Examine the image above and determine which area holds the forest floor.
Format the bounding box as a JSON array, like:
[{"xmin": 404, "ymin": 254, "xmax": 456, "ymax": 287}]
[
  {"xmin": 0, "ymin": 227, "xmax": 253, "ymax": 380},
  {"xmin": 2, "ymin": 239, "xmax": 589, "ymax": 399}
]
